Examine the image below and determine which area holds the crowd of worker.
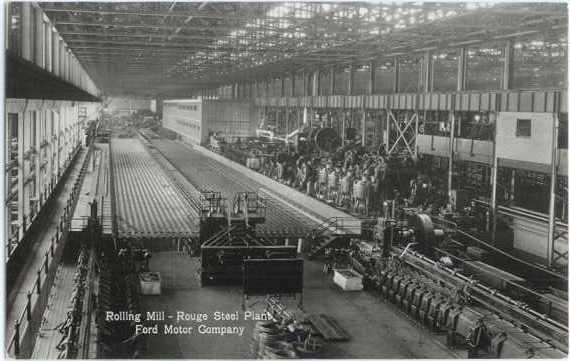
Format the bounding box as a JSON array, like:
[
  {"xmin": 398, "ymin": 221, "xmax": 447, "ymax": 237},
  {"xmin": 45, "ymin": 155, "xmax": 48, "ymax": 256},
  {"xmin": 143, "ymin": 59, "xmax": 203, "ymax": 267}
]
[{"xmin": 224, "ymin": 140, "xmax": 449, "ymax": 216}]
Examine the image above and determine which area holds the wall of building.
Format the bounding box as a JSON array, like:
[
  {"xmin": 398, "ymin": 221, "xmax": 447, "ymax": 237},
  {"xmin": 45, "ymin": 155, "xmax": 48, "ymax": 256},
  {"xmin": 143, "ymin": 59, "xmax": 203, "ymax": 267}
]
[
  {"xmin": 202, "ymin": 100, "xmax": 258, "ymax": 142},
  {"xmin": 496, "ymin": 112, "xmax": 555, "ymax": 166},
  {"xmin": 162, "ymin": 99, "xmax": 258, "ymax": 145},
  {"xmin": 4, "ymin": 99, "xmax": 98, "ymax": 257},
  {"xmin": 162, "ymin": 99, "xmax": 204, "ymax": 144}
]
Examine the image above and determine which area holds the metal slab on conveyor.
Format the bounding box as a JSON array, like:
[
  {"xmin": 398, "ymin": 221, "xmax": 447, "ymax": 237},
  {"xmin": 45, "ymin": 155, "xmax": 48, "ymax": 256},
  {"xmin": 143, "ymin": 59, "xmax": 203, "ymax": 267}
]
[
  {"xmin": 111, "ymin": 138, "xmax": 197, "ymax": 238},
  {"xmin": 146, "ymin": 138, "xmax": 319, "ymax": 238}
]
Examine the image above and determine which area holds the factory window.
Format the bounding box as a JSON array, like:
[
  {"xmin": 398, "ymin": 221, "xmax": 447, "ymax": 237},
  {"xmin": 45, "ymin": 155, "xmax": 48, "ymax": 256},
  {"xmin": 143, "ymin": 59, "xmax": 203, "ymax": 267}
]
[
  {"xmin": 515, "ymin": 118, "xmax": 531, "ymax": 137},
  {"xmin": 465, "ymin": 44, "xmax": 503, "ymax": 91},
  {"xmin": 294, "ymin": 74, "xmax": 304, "ymax": 96},
  {"xmin": 319, "ymin": 70, "xmax": 331, "ymax": 96},
  {"xmin": 352, "ymin": 65, "xmax": 369, "ymax": 95},
  {"xmin": 305, "ymin": 74, "xmax": 313, "ymax": 96},
  {"xmin": 398, "ymin": 56, "xmax": 421, "ymax": 93},
  {"xmin": 7, "ymin": 2, "xmax": 22, "ymax": 55},
  {"xmin": 433, "ymin": 49, "xmax": 458, "ymax": 92},
  {"xmin": 512, "ymin": 32, "xmax": 567, "ymax": 90},
  {"xmin": 374, "ymin": 61, "xmax": 395, "ymax": 94},
  {"xmin": 334, "ymin": 67, "xmax": 349, "ymax": 95}
]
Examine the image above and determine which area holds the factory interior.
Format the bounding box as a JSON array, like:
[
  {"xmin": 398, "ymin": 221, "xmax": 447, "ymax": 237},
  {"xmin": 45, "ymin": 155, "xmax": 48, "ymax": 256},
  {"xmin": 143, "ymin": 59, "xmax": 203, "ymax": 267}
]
[{"xmin": 3, "ymin": 2, "xmax": 569, "ymax": 359}]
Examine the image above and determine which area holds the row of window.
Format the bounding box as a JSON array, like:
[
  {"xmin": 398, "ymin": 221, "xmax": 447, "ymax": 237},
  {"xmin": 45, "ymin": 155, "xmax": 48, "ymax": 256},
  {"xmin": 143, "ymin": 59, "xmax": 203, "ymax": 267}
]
[
  {"xmin": 220, "ymin": 32, "xmax": 566, "ymax": 97},
  {"xmin": 5, "ymin": 3, "xmax": 98, "ymax": 95},
  {"xmin": 165, "ymin": 104, "xmax": 201, "ymax": 112}
]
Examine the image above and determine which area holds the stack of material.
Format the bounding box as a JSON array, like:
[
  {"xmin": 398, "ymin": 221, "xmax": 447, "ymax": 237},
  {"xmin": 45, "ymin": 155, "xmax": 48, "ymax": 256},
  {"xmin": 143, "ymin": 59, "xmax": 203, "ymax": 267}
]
[
  {"xmin": 305, "ymin": 314, "xmax": 350, "ymax": 342},
  {"xmin": 250, "ymin": 321, "xmax": 297, "ymax": 359},
  {"xmin": 333, "ymin": 269, "xmax": 363, "ymax": 291},
  {"xmin": 112, "ymin": 138, "xmax": 196, "ymax": 238},
  {"xmin": 139, "ymin": 272, "xmax": 161, "ymax": 295}
]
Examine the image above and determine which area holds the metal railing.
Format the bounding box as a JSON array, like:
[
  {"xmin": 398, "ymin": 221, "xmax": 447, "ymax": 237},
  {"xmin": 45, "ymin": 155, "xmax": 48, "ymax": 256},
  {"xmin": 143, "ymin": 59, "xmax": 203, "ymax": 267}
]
[
  {"xmin": 6, "ymin": 145, "xmax": 93, "ymax": 358},
  {"xmin": 309, "ymin": 216, "xmax": 371, "ymax": 238}
]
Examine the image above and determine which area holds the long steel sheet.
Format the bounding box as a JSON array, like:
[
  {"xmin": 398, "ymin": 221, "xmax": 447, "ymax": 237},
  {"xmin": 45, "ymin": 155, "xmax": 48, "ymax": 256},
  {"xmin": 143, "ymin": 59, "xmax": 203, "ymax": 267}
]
[{"xmin": 111, "ymin": 138, "xmax": 196, "ymax": 238}]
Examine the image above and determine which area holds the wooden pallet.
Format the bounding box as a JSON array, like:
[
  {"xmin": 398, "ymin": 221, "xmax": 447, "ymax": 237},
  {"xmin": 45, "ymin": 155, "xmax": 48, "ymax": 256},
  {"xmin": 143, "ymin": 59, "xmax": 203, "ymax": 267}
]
[{"xmin": 306, "ymin": 314, "xmax": 350, "ymax": 342}]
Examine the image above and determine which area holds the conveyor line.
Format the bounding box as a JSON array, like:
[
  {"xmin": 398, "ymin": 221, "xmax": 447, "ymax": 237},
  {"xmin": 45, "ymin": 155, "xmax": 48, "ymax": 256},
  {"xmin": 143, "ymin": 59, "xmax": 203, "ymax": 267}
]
[
  {"xmin": 145, "ymin": 138, "xmax": 318, "ymax": 238},
  {"xmin": 111, "ymin": 138, "xmax": 197, "ymax": 238}
]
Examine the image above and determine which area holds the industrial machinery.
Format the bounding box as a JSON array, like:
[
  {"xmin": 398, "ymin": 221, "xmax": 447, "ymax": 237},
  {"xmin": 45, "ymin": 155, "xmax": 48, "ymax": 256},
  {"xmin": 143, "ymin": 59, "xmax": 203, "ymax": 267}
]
[
  {"xmin": 199, "ymin": 191, "xmax": 300, "ymax": 286},
  {"xmin": 374, "ymin": 211, "xmax": 447, "ymax": 258},
  {"xmin": 306, "ymin": 127, "xmax": 342, "ymax": 153}
]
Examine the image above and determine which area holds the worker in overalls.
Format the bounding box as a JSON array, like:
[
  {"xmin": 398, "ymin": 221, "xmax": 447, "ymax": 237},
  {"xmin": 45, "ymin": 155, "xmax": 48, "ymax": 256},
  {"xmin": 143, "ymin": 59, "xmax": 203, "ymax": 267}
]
[
  {"xmin": 374, "ymin": 156, "xmax": 387, "ymax": 205},
  {"xmin": 340, "ymin": 170, "xmax": 353, "ymax": 208},
  {"xmin": 352, "ymin": 176, "xmax": 370, "ymax": 216},
  {"xmin": 318, "ymin": 163, "xmax": 331, "ymax": 198},
  {"xmin": 327, "ymin": 167, "xmax": 339, "ymax": 205}
]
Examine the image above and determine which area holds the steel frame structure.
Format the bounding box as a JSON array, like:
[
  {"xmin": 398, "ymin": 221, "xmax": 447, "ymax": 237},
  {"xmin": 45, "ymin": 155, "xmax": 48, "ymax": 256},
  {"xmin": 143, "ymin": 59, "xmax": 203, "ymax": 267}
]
[{"xmin": 35, "ymin": 2, "xmax": 566, "ymax": 97}]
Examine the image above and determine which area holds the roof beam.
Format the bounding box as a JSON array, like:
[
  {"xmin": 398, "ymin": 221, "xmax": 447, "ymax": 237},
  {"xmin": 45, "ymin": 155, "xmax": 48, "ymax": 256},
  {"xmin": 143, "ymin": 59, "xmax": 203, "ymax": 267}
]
[
  {"xmin": 60, "ymin": 31, "xmax": 233, "ymax": 42},
  {"xmin": 41, "ymin": 6, "xmax": 244, "ymax": 20}
]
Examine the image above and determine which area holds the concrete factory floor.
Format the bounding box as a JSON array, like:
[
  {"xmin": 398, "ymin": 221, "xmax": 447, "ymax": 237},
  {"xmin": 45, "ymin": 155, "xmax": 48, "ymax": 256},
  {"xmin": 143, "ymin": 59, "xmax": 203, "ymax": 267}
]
[{"xmin": 140, "ymin": 251, "xmax": 460, "ymax": 359}]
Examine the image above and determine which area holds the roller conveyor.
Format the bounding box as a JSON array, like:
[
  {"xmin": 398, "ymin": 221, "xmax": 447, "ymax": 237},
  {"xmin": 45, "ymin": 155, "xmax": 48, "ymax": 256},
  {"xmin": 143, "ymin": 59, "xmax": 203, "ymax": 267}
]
[
  {"xmin": 111, "ymin": 138, "xmax": 198, "ymax": 238},
  {"xmin": 143, "ymin": 137, "xmax": 318, "ymax": 238}
]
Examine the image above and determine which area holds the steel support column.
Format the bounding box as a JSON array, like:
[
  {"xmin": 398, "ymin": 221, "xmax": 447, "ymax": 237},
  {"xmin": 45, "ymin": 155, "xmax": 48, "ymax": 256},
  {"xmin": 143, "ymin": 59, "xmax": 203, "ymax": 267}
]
[
  {"xmin": 502, "ymin": 40, "xmax": 514, "ymax": 90},
  {"xmin": 17, "ymin": 111, "xmax": 25, "ymax": 241},
  {"xmin": 280, "ymin": 78, "xmax": 286, "ymax": 98},
  {"xmin": 369, "ymin": 61, "xmax": 376, "ymax": 95},
  {"xmin": 361, "ymin": 111, "xmax": 366, "ymax": 146},
  {"xmin": 422, "ymin": 51, "xmax": 433, "ymax": 93},
  {"xmin": 341, "ymin": 115, "xmax": 346, "ymax": 146},
  {"xmin": 393, "ymin": 58, "xmax": 400, "ymax": 93},
  {"xmin": 329, "ymin": 67, "xmax": 335, "ymax": 95},
  {"xmin": 348, "ymin": 64, "xmax": 355, "ymax": 96},
  {"xmin": 312, "ymin": 69, "xmax": 320, "ymax": 96},
  {"xmin": 448, "ymin": 111, "xmax": 456, "ymax": 204},
  {"xmin": 290, "ymin": 74, "xmax": 295, "ymax": 97},
  {"xmin": 457, "ymin": 47, "xmax": 467, "ymax": 91},
  {"xmin": 490, "ymin": 113, "xmax": 499, "ymax": 241},
  {"xmin": 547, "ymin": 111, "xmax": 560, "ymax": 268}
]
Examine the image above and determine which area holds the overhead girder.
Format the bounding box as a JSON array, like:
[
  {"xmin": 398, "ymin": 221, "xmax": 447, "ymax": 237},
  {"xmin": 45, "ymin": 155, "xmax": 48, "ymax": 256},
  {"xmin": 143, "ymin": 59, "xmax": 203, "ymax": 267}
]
[{"xmin": 37, "ymin": 2, "xmax": 567, "ymax": 96}]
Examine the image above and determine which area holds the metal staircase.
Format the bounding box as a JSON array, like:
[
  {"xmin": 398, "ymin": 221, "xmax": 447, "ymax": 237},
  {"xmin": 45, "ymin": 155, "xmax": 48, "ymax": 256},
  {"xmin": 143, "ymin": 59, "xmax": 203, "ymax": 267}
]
[{"xmin": 307, "ymin": 217, "xmax": 361, "ymax": 259}]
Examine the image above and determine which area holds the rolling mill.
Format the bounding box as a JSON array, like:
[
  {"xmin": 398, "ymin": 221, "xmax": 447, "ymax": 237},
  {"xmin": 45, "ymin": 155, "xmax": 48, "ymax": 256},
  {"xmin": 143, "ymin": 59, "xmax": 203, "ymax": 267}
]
[{"xmin": 4, "ymin": 2, "xmax": 568, "ymax": 360}]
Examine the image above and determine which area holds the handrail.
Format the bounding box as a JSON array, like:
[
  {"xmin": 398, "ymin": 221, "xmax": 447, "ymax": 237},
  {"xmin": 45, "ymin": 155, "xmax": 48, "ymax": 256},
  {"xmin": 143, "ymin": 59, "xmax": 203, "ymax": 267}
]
[{"xmin": 309, "ymin": 216, "xmax": 373, "ymax": 238}]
